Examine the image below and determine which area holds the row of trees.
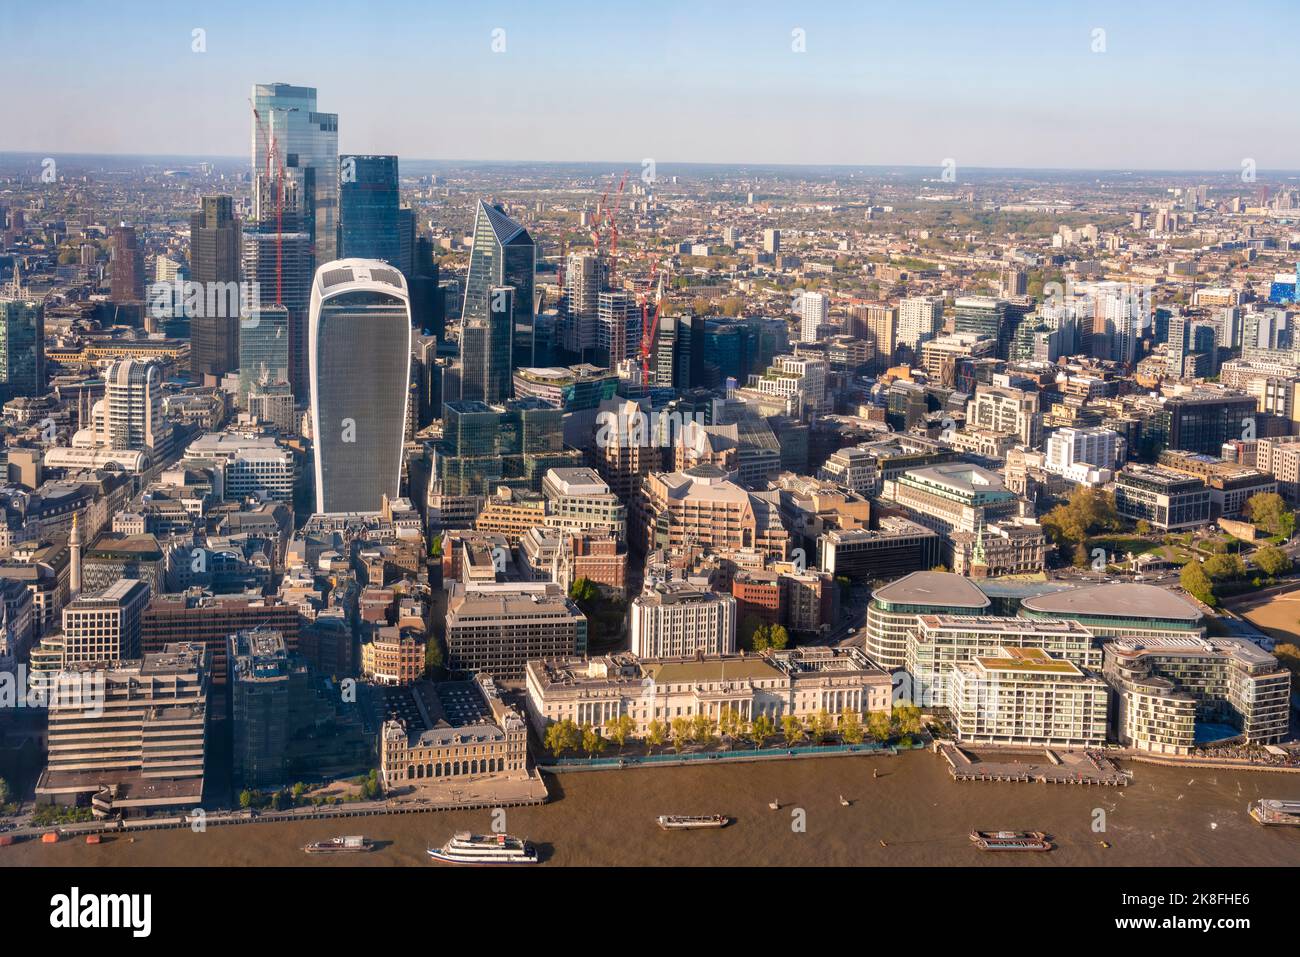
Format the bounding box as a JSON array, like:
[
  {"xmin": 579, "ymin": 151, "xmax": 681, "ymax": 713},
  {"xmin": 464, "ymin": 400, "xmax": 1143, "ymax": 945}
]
[{"xmin": 542, "ymin": 704, "xmax": 924, "ymax": 758}]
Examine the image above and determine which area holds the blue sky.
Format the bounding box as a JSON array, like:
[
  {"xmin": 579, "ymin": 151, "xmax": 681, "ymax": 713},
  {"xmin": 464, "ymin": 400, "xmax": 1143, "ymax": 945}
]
[{"xmin": 3, "ymin": 0, "xmax": 1297, "ymax": 169}]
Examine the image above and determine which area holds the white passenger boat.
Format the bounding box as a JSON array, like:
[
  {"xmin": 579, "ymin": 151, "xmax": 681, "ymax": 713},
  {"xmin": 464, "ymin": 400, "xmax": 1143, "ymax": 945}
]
[{"xmin": 427, "ymin": 831, "xmax": 539, "ymax": 864}]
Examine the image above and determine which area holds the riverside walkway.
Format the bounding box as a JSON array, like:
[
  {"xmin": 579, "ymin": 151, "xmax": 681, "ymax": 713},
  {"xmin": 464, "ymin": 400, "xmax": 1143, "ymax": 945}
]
[{"xmin": 936, "ymin": 742, "xmax": 1128, "ymax": 786}]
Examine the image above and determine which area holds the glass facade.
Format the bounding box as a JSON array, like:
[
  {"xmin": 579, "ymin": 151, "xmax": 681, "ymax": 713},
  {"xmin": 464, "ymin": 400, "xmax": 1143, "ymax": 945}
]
[
  {"xmin": 338, "ymin": 155, "xmax": 400, "ymax": 266},
  {"xmin": 0, "ymin": 299, "xmax": 45, "ymax": 400},
  {"xmin": 310, "ymin": 269, "xmax": 412, "ymax": 514},
  {"xmin": 238, "ymin": 304, "xmax": 290, "ymax": 404},
  {"xmin": 251, "ymin": 83, "xmax": 339, "ymax": 265},
  {"xmin": 461, "ymin": 201, "xmax": 535, "ymax": 402}
]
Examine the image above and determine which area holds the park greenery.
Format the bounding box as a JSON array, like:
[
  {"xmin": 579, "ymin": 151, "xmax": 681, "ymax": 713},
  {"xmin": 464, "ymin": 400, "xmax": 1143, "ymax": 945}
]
[
  {"xmin": 1040, "ymin": 487, "xmax": 1122, "ymax": 565},
  {"xmin": 569, "ymin": 577, "xmax": 626, "ymax": 645}
]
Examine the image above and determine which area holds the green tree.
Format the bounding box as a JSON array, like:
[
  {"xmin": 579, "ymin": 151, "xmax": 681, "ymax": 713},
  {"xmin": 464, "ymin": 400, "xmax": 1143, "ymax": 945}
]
[
  {"xmin": 839, "ymin": 709, "xmax": 865, "ymax": 745},
  {"xmin": 806, "ymin": 708, "xmax": 832, "ymax": 741},
  {"xmin": 1204, "ymin": 552, "xmax": 1244, "ymax": 581},
  {"xmin": 867, "ymin": 711, "xmax": 893, "ymax": 743},
  {"xmin": 750, "ymin": 714, "xmax": 774, "ymax": 749},
  {"xmin": 291, "ymin": 781, "xmax": 307, "ymax": 802},
  {"xmin": 645, "ymin": 718, "xmax": 667, "ymax": 752},
  {"xmin": 718, "ymin": 705, "xmax": 743, "ymax": 742},
  {"xmin": 1245, "ymin": 492, "xmax": 1295, "ymax": 538},
  {"xmin": 1135, "ymin": 519, "xmax": 1152, "ymax": 536},
  {"xmin": 1274, "ymin": 643, "xmax": 1300, "ymax": 676},
  {"xmin": 767, "ymin": 624, "xmax": 790, "ymax": 650},
  {"xmin": 1180, "ymin": 560, "xmax": 1216, "ymax": 606},
  {"xmin": 0, "ymin": 777, "xmax": 10, "ymax": 807},
  {"xmin": 691, "ymin": 712, "xmax": 716, "ymax": 747},
  {"xmin": 423, "ymin": 634, "xmax": 444, "ymax": 676},
  {"xmin": 893, "ymin": 704, "xmax": 922, "ymax": 737},
  {"xmin": 1255, "ymin": 544, "xmax": 1292, "ymax": 578},
  {"xmin": 580, "ymin": 723, "xmax": 607, "ymax": 757},
  {"xmin": 544, "ymin": 718, "xmax": 580, "ymax": 758},
  {"xmin": 670, "ymin": 716, "xmax": 691, "ymax": 752},
  {"xmin": 239, "ymin": 789, "xmax": 255, "ymax": 809},
  {"xmin": 605, "ymin": 713, "xmax": 635, "ymax": 751},
  {"xmin": 781, "ymin": 714, "xmax": 803, "ymax": 747}
]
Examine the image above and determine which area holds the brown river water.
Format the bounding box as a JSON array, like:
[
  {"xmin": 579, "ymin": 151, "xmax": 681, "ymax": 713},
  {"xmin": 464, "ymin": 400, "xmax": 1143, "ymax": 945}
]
[{"xmin": 7, "ymin": 751, "xmax": 1300, "ymax": 867}]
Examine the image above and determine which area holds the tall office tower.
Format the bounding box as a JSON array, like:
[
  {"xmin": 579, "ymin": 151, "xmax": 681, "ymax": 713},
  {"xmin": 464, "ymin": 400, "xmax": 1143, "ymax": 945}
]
[
  {"xmin": 102, "ymin": 358, "xmax": 164, "ymax": 452},
  {"xmin": 61, "ymin": 577, "xmax": 151, "ymax": 665},
  {"xmin": 397, "ymin": 206, "xmax": 416, "ymax": 277},
  {"xmin": 562, "ymin": 251, "xmax": 608, "ymax": 357},
  {"xmin": 251, "ymin": 82, "xmax": 339, "ymax": 266},
  {"xmin": 799, "ymin": 290, "xmax": 828, "ymax": 342},
  {"xmin": 461, "ymin": 286, "xmax": 515, "ymax": 403},
  {"xmin": 309, "ymin": 259, "xmax": 412, "ymax": 514},
  {"xmin": 238, "ymin": 304, "xmax": 291, "ymax": 405},
  {"xmin": 673, "ymin": 314, "xmax": 705, "ymax": 389},
  {"xmin": 189, "ymin": 195, "xmax": 242, "ymax": 383},
  {"xmin": 763, "ymin": 228, "xmax": 781, "ymax": 254},
  {"xmin": 405, "ymin": 236, "xmax": 442, "ymax": 339},
  {"xmin": 0, "ymin": 297, "xmax": 45, "ymax": 400},
  {"xmin": 596, "ymin": 290, "xmax": 641, "ymax": 367},
  {"xmin": 110, "ymin": 224, "xmax": 145, "ymax": 303},
  {"xmin": 1001, "ymin": 268, "xmax": 1028, "ymax": 297},
  {"xmin": 1167, "ymin": 310, "xmax": 1188, "ymax": 378},
  {"xmin": 462, "ymin": 200, "xmax": 537, "ymax": 377},
  {"xmin": 953, "ymin": 296, "xmax": 1007, "ymax": 347},
  {"xmin": 897, "ymin": 295, "xmax": 945, "ymax": 351},
  {"xmin": 1243, "ymin": 308, "xmax": 1288, "ymax": 354},
  {"xmin": 338, "ymin": 154, "xmax": 400, "ymax": 265},
  {"xmin": 242, "ymin": 226, "xmax": 312, "ymax": 397}
]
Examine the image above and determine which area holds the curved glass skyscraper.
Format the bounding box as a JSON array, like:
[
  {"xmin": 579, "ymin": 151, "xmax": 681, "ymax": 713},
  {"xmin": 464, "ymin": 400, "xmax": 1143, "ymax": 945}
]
[{"xmin": 309, "ymin": 259, "xmax": 412, "ymax": 514}]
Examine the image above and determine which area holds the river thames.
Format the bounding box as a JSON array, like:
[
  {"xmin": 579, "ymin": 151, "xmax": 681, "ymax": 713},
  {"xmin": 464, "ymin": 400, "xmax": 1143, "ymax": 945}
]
[{"xmin": 7, "ymin": 751, "xmax": 1300, "ymax": 867}]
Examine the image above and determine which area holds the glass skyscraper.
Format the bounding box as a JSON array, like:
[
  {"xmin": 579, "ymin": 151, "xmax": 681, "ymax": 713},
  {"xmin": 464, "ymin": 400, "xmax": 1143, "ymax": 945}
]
[
  {"xmin": 309, "ymin": 259, "xmax": 412, "ymax": 514},
  {"xmin": 338, "ymin": 155, "xmax": 400, "ymax": 266},
  {"xmin": 238, "ymin": 304, "xmax": 290, "ymax": 405},
  {"xmin": 0, "ymin": 297, "xmax": 45, "ymax": 401},
  {"xmin": 460, "ymin": 200, "xmax": 535, "ymax": 402},
  {"xmin": 242, "ymin": 226, "xmax": 312, "ymax": 399},
  {"xmin": 251, "ymin": 83, "xmax": 339, "ymax": 266}
]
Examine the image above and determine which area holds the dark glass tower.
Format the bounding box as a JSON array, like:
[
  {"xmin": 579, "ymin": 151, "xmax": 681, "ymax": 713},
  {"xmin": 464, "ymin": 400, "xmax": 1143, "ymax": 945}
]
[
  {"xmin": 309, "ymin": 259, "xmax": 412, "ymax": 514},
  {"xmin": 190, "ymin": 195, "xmax": 242, "ymax": 382},
  {"xmin": 0, "ymin": 298, "xmax": 45, "ymax": 400},
  {"xmin": 337, "ymin": 155, "xmax": 400, "ymax": 266},
  {"xmin": 407, "ymin": 236, "xmax": 442, "ymax": 338},
  {"xmin": 461, "ymin": 200, "xmax": 535, "ymax": 400}
]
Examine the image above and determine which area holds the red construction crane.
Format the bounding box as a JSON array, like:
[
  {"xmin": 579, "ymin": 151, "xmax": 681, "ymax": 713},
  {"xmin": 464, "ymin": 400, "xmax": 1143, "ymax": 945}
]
[
  {"xmin": 604, "ymin": 171, "xmax": 628, "ymax": 278},
  {"xmin": 248, "ymin": 100, "xmax": 297, "ymax": 306},
  {"xmin": 638, "ymin": 258, "xmax": 662, "ymax": 387}
]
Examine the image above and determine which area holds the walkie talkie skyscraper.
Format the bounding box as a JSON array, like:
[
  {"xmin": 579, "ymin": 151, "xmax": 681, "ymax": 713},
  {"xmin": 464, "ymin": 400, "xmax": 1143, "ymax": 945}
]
[{"xmin": 309, "ymin": 259, "xmax": 412, "ymax": 514}]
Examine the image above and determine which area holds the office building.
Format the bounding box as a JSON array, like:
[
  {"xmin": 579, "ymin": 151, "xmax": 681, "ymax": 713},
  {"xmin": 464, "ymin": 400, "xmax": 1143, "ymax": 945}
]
[
  {"xmin": 60, "ymin": 577, "xmax": 151, "ymax": 665},
  {"xmin": 0, "ymin": 297, "xmax": 45, "ymax": 401},
  {"xmin": 864, "ymin": 571, "xmax": 989, "ymax": 671},
  {"xmin": 338, "ymin": 155, "xmax": 401, "ymax": 265},
  {"xmin": 309, "ymin": 259, "xmax": 413, "ymax": 514},
  {"xmin": 462, "ymin": 200, "xmax": 536, "ymax": 396},
  {"xmin": 1019, "ymin": 582, "xmax": 1203, "ymax": 640},
  {"xmin": 949, "ymin": 646, "xmax": 1109, "ymax": 748},
  {"xmin": 631, "ymin": 582, "xmax": 737, "ymax": 658},
  {"xmin": 906, "ymin": 614, "xmax": 1101, "ymax": 707},
  {"xmin": 897, "ymin": 296, "xmax": 945, "ymax": 351},
  {"xmin": 189, "ymin": 195, "xmax": 242, "ymax": 382},
  {"xmin": 1114, "ymin": 464, "xmax": 1212, "ymax": 531},
  {"xmin": 37, "ymin": 642, "xmax": 209, "ymax": 815},
  {"xmin": 242, "ymin": 226, "xmax": 312, "ymax": 396},
  {"xmin": 250, "ymin": 82, "xmax": 339, "ymax": 265},
  {"xmin": 110, "ymin": 224, "xmax": 145, "ymax": 304},
  {"xmin": 237, "ymin": 303, "xmax": 291, "ymax": 405},
  {"xmin": 799, "ymin": 290, "xmax": 828, "ymax": 342},
  {"xmin": 525, "ymin": 646, "xmax": 891, "ymax": 737},
  {"xmin": 445, "ymin": 582, "xmax": 588, "ymax": 679}
]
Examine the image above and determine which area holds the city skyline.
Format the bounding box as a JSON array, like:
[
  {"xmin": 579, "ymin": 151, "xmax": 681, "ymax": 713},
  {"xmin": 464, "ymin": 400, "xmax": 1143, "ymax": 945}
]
[{"xmin": 5, "ymin": 1, "xmax": 1300, "ymax": 170}]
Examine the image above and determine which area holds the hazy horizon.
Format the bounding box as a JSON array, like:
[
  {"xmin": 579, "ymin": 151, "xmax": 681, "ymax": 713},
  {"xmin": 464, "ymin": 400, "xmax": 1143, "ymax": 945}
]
[{"xmin": 4, "ymin": 1, "xmax": 1299, "ymax": 171}]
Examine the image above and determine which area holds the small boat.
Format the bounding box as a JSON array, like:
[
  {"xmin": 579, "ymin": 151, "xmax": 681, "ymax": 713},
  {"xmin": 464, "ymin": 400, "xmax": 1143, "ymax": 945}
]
[
  {"xmin": 878, "ymin": 839, "xmax": 888, "ymax": 847},
  {"xmin": 768, "ymin": 800, "xmax": 781, "ymax": 810},
  {"xmin": 1249, "ymin": 799, "xmax": 1300, "ymax": 827},
  {"xmin": 303, "ymin": 835, "xmax": 374, "ymax": 854},
  {"xmin": 428, "ymin": 832, "xmax": 539, "ymax": 865},
  {"xmin": 1098, "ymin": 840, "xmax": 1110, "ymax": 848},
  {"xmin": 872, "ymin": 769, "xmax": 879, "ymax": 778},
  {"xmin": 656, "ymin": 814, "xmax": 730, "ymax": 830},
  {"xmin": 838, "ymin": 795, "xmax": 851, "ymax": 807},
  {"xmin": 85, "ymin": 834, "xmax": 101, "ymax": 845},
  {"xmin": 970, "ymin": 830, "xmax": 1053, "ymax": 852}
]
